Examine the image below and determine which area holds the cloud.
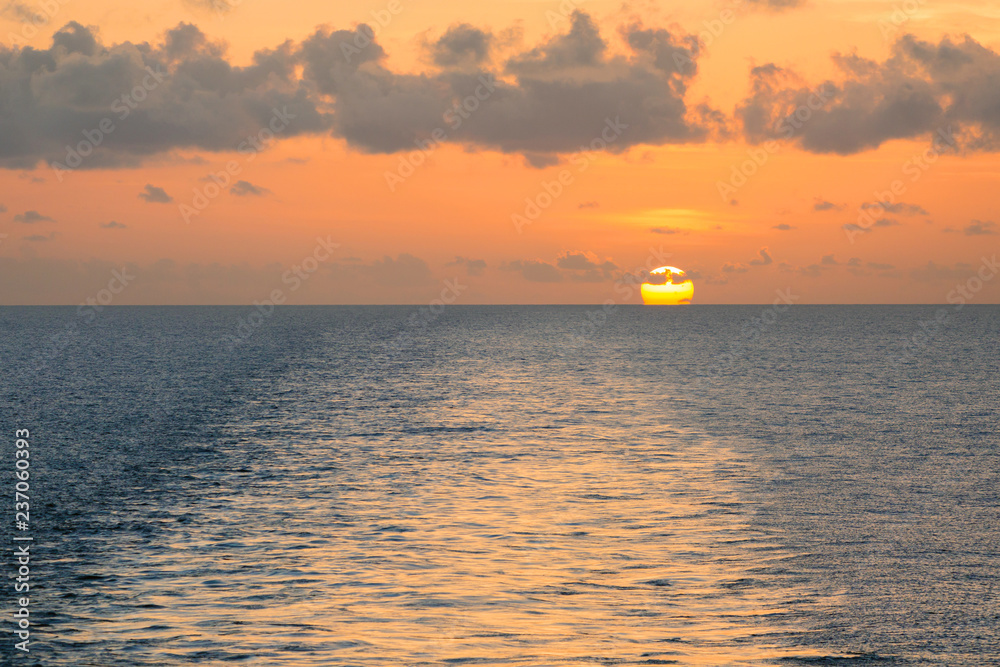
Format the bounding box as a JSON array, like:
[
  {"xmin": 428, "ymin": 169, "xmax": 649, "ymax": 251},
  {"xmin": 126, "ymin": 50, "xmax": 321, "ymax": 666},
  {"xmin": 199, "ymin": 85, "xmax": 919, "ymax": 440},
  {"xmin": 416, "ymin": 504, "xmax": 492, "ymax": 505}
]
[
  {"xmin": 501, "ymin": 251, "xmax": 616, "ymax": 283},
  {"xmin": 0, "ymin": 203, "xmax": 6, "ymax": 212},
  {"xmin": 813, "ymin": 199, "xmax": 843, "ymax": 211},
  {"xmin": 744, "ymin": 0, "xmax": 806, "ymax": 9},
  {"xmin": 429, "ymin": 24, "xmax": 492, "ymax": 67},
  {"xmin": 822, "ymin": 254, "xmax": 838, "ymax": 265},
  {"xmin": 23, "ymin": 233, "xmax": 56, "ymax": 242},
  {"xmin": 0, "ymin": 14, "xmax": 726, "ymax": 168},
  {"xmin": 578, "ymin": 201, "xmax": 599, "ymax": 209},
  {"xmin": 555, "ymin": 250, "xmax": 616, "ymax": 281},
  {"xmin": 101, "ymin": 220, "xmax": 127, "ymax": 229},
  {"xmin": 861, "ymin": 201, "xmax": 928, "ymax": 215},
  {"xmin": 911, "ymin": 261, "xmax": 975, "ymax": 282},
  {"xmin": 749, "ymin": 247, "xmax": 773, "ymax": 266},
  {"xmin": 13, "ymin": 210, "xmax": 54, "ymax": 223},
  {"xmin": 446, "ymin": 256, "xmax": 487, "ymax": 275},
  {"xmin": 772, "ymin": 223, "xmax": 795, "ymax": 230},
  {"xmin": 230, "ymin": 180, "xmax": 270, "ymax": 197},
  {"xmin": 964, "ymin": 220, "xmax": 997, "ymax": 235},
  {"xmin": 650, "ymin": 226, "xmax": 681, "ymax": 234},
  {"xmin": 0, "ymin": 22, "xmax": 328, "ymax": 169},
  {"xmin": 502, "ymin": 259, "xmax": 563, "ymax": 283},
  {"xmin": 139, "ymin": 184, "xmax": 173, "ymax": 203},
  {"xmin": 722, "ymin": 262, "xmax": 749, "ymax": 273},
  {"xmin": 868, "ymin": 262, "xmax": 894, "ymax": 270},
  {"xmin": 737, "ymin": 34, "xmax": 1000, "ymax": 154}
]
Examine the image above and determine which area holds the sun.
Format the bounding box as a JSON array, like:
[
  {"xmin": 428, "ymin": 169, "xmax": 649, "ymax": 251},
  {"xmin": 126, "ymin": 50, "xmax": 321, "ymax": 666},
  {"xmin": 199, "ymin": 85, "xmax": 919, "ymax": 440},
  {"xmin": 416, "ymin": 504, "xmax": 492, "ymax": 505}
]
[{"xmin": 641, "ymin": 266, "xmax": 694, "ymax": 305}]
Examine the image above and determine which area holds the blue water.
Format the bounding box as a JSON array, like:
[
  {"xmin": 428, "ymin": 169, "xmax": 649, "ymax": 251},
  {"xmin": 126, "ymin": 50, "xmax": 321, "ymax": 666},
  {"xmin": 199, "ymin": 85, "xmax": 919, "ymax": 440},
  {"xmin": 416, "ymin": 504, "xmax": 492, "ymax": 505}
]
[{"xmin": 2, "ymin": 306, "xmax": 998, "ymax": 665}]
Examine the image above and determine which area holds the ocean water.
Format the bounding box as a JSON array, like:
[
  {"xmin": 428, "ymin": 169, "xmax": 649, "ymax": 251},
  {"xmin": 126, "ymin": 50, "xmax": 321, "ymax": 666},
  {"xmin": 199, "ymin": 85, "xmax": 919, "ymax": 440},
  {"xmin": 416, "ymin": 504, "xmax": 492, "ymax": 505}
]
[{"xmin": 1, "ymin": 305, "xmax": 998, "ymax": 666}]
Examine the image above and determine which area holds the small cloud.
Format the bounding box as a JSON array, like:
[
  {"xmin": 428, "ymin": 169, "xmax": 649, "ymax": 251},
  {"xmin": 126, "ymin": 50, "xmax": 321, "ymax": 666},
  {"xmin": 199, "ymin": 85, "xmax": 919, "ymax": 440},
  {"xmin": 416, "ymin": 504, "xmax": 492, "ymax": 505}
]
[
  {"xmin": 578, "ymin": 201, "xmax": 599, "ymax": 209},
  {"xmin": 772, "ymin": 223, "xmax": 795, "ymax": 231},
  {"xmin": 821, "ymin": 254, "xmax": 838, "ymax": 265},
  {"xmin": 0, "ymin": 203, "xmax": 6, "ymax": 213},
  {"xmin": 722, "ymin": 262, "xmax": 749, "ymax": 274},
  {"xmin": 873, "ymin": 217, "xmax": 900, "ymax": 227},
  {"xmin": 230, "ymin": 180, "xmax": 271, "ymax": 197},
  {"xmin": 749, "ymin": 247, "xmax": 773, "ymax": 266},
  {"xmin": 139, "ymin": 184, "xmax": 173, "ymax": 203},
  {"xmin": 847, "ymin": 257, "xmax": 861, "ymax": 267},
  {"xmin": 813, "ymin": 199, "xmax": 843, "ymax": 212},
  {"xmin": 861, "ymin": 202, "xmax": 928, "ymax": 216},
  {"xmin": 101, "ymin": 221, "xmax": 127, "ymax": 229},
  {"xmin": 867, "ymin": 262, "xmax": 894, "ymax": 270},
  {"xmin": 523, "ymin": 153, "xmax": 561, "ymax": 169},
  {"xmin": 651, "ymin": 227, "xmax": 680, "ymax": 234},
  {"xmin": 14, "ymin": 210, "xmax": 54, "ymax": 224},
  {"xmin": 24, "ymin": 233, "xmax": 57, "ymax": 242},
  {"xmin": 964, "ymin": 220, "xmax": 997, "ymax": 236}
]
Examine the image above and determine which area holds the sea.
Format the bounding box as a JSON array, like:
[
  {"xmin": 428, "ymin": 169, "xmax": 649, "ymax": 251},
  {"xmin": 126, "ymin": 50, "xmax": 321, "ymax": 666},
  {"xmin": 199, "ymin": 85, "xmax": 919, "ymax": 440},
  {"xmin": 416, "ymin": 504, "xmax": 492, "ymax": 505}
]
[{"xmin": 1, "ymin": 305, "xmax": 998, "ymax": 666}]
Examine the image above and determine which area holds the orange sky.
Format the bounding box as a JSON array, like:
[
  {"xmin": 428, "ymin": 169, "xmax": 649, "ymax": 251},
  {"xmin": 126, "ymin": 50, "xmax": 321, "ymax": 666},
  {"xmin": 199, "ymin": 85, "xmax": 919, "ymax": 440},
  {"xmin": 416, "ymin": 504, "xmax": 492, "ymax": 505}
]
[{"xmin": 1, "ymin": 0, "xmax": 999, "ymax": 304}]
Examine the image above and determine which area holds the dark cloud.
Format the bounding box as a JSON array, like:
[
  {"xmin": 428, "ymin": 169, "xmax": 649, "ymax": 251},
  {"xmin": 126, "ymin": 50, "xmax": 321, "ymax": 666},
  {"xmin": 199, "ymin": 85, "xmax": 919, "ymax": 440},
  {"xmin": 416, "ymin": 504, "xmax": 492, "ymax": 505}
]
[
  {"xmin": 297, "ymin": 11, "xmax": 713, "ymax": 157},
  {"xmin": 230, "ymin": 180, "xmax": 270, "ymax": 197},
  {"xmin": 0, "ymin": 203, "xmax": 6, "ymax": 212},
  {"xmin": 738, "ymin": 34, "xmax": 1000, "ymax": 154},
  {"xmin": 139, "ymin": 184, "xmax": 173, "ymax": 203},
  {"xmin": 822, "ymin": 254, "xmax": 839, "ymax": 265},
  {"xmin": 101, "ymin": 220, "xmax": 127, "ymax": 229},
  {"xmin": 813, "ymin": 199, "xmax": 842, "ymax": 211},
  {"xmin": 13, "ymin": 210, "xmax": 54, "ymax": 223},
  {"xmin": 722, "ymin": 262, "xmax": 749, "ymax": 274},
  {"xmin": 772, "ymin": 223, "xmax": 795, "ymax": 230},
  {"xmin": 651, "ymin": 227, "xmax": 681, "ymax": 234},
  {"xmin": 23, "ymin": 233, "xmax": 56, "ymax": 242},
  {"xmin": 964, "ymin": 220, "xmax": 997, "ymax": 235},
  {"xmin": 578, "ymin": 201, "xmax": 599, "ymax": 209},
  {"xmin": 0, "ymin": 13, "xmax": 719, "ymax": 168},
  {"xmin": 430, "ymin": 24, "xmax": 492, "ymax": 67},
  {"xmin": 0, "ymin": 22, "xmax": 328, "ymax": 169}
]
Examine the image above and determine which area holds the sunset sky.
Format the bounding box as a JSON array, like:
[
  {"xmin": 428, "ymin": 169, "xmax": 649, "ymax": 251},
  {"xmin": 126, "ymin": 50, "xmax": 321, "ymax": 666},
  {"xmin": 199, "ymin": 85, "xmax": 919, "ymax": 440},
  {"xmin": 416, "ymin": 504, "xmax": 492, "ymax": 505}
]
[{"xmin": 2, "ymin": 0, "xmax": 999, "ymax": 304}]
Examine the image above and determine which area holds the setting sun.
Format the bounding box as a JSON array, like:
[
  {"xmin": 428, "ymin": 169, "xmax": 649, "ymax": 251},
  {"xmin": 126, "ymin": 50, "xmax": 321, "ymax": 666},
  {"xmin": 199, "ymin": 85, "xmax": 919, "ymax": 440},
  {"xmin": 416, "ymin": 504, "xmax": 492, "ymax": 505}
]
[{"xmin": 641, "ymin": 266, "xmax": 694, "ymax": 305}]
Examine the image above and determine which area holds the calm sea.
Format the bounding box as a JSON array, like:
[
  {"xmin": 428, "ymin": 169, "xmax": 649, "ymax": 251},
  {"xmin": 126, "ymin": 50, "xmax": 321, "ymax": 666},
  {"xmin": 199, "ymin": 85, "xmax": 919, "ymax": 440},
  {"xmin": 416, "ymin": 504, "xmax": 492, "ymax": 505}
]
[{"xmin": 1, "ymin": 306, "xmax": 998, "ymax": 666}]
